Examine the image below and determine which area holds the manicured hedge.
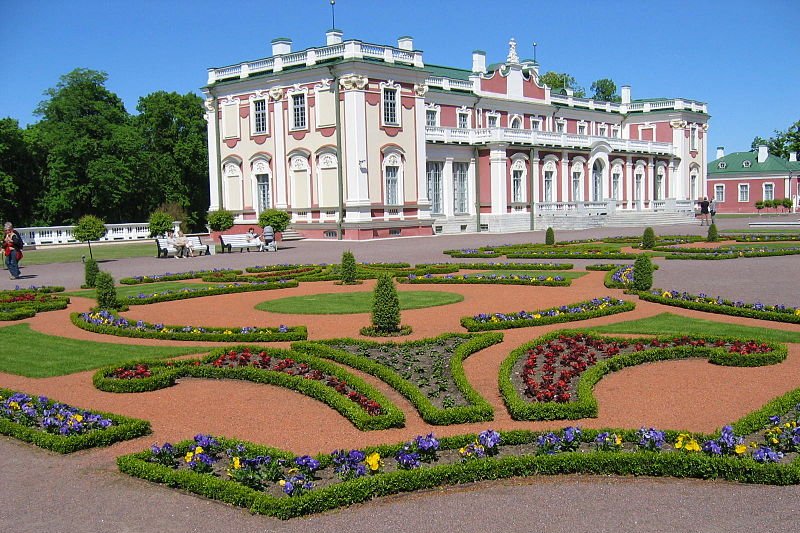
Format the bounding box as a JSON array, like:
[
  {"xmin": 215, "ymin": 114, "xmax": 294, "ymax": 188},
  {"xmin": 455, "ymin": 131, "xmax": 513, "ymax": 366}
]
[
  {"xmin": 0, "ymin": 387, "xmax": 150, "ymax": 453},
  {"xmin": 585, "ymin": 263, "xmax": 625, "ymax": 271},
  {"xmin": 443, "ymin": 250, "xmax": 503, "ymax": 259},
  {"xmin": 71, "ymin": 311, "xmax": 308, "ymax": 342},
  {"xmin": 499, "ymin": 331, "xmax": 787, "ymax": 421},
  {"xmin": 119, "ymin": 269, "xmax": 242, "ymax": 285},
  {"xmin": 117, "ymin": 427, "xmax": 800, "ymax": 519},
  {"xmin": 0, "ymin": 290, "xmax": 70, "ymax": 320},
  {"xmin": 663, "ymin": 248, "xmax": 800, "ymax": 260},
  {"xmin": 452, "ymin": 262, "xmax": 574, "ymax": 271},
  {"xmin": 123, "ymin": 279, "xmax": 298, "ymax": 305},
  {"xmin": 92, "ymin": 347, "xmax": 404, "ymax": 431},
  {"xmin": 637, "ymin": 290, "xmax": 800, "ymax": 324},
  {"xmin": 293, "ymin": 333, "xmax": 502, "ymax": 425},
  {"xmin": 460, "ymin": 298, "xmax": 635, "ymax": 332},
  {"xmin": 506, "ymin": 251, "xmax": 638, "ymax": 260},
  {"xmin": 397, "ymin": 274, "xmax": 571, "ymax": 287}
]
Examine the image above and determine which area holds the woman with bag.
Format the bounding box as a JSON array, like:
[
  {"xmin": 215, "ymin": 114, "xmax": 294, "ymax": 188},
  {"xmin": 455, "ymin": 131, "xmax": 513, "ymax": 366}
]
[{"xmin": 3, "ymin": 222, "xmax": 24, "ymax": 279}]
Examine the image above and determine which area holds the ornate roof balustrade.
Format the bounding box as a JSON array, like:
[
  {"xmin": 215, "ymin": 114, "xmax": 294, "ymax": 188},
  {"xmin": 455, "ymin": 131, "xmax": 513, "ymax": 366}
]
[{"xmin": 425, "ymin": 127, "xmax": 675, "ymax": 155}]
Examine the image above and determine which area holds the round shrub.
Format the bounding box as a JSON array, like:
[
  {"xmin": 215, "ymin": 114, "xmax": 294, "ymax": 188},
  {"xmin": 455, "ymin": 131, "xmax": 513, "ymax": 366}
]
[
  {"xmin": 84, "ymin": 258, "xmax": 100, "ymax": 288},
  {"xmin": 545, "ymin": 227, "xmax": 555, "ymax": 245},
  {"xmin": 207, "ymin": 209, "xmax": 234, "ymax": 232},
  {"xmin": 707, "ymin": 223, "xmax": 719, "ymax": 243},
  {"xmin": 371, "ymin": 273, "xmax": 400, "ymax": 333},
  {"xmin": 148, "ymin": 210, "xmax": 174, "ymax": 237},
  {"xmin": 340, "ymin": 251, "xmax": 357, "ymax": 285},
  {"xmin": 95, "ymin": 271, "xmax": 120, "ymax": 310},
  {"xmin": 641, "ymin": 227, "xmax": 656, "ymax": 250},
  {"xmin": 632, "ymin": 255, "xmax": 653, "ymax": 291},
  {"xmin": 258, "ymin": 209, "xmax": 291, "ymax": 233}
]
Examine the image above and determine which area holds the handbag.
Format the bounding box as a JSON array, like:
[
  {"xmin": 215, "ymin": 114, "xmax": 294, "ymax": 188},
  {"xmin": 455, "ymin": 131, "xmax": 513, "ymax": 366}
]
[{"xmin": 16, "ymin": 250, "xmax": 22, "ymax": 261}]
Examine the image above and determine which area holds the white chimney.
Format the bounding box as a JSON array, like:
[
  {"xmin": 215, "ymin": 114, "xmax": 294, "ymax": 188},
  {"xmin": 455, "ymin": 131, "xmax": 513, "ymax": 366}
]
[
  {"xmin": 716, "ymin": 146, "xmax": 725, "ymax": 160},
  {"xmin": 271, "ymin": 38, "xmax": 292, "ymax": 56},
  {"xmin": 758, "ymin": 145, "xmax": 769, "ymax": 163},
  {"xmin": 471, "ymin": 50, "xmax": 486, "ymax": 73},
  {"xmin": 326, "ymin": 29, "xmax": 343, "ymax": 45},
  {"xmin": 790, "ymin": 152, "xmax": 797, "ymax": 162},
  {"xmin": 621, "ymin": 85, "xmax": 631, "ymax": 105},
  {"xmin": 397, "ymin": 36, "xmax": 413, "ymax": 50}
]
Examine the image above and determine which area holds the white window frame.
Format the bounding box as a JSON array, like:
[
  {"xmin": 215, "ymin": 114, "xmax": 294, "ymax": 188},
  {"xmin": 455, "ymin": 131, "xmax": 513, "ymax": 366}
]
[
  {"xmin": 738, "ymin": 183, "xmax": 749, "ymax": 203},
  {"xmin": 457, "ymin": 107, "xmax": 471, "ymax": 129},
  {"xmin": 530, "ymin": 117, "xmax": 542, "ymax": 131},
  {"xmin": 510, "ymin": 156, "xmax": 528, "ymax": 204},
  {"xmin": 654, "ymin": 166, "xmax": 665, "ymax": 201},
  {"xmin": 611, "ymin": 125, "xmax": 620, "ymax": 138},
  {"xmin": 556, "ymin": 119, "xmax": 566, "ymax": 133},
  {"xmin": 598, "ymin": 124, "xmax": 607, "ymax": 137},
  {"xmin": 509, "ymin": 114, "xmax": 523, "ymax": 129},
  {"xmin": 690, "ymin": 126, "xmax": 698, "ymax": 151},
  {"xmin": 383, "ymin": 151, "xmax": 404, "ymax": 206},
  {"xmin": 714, "ymin": 183, "xmax": 725, "ymax": 202},
  {"xmin": 380, "ymin": 81, "xmax": 401, "ymax": 127},
  {"xmin": 577, "ymin": 121, "xmax": 587, "ymax": 136},
  {"xmin": 763, "ymin": 182, "xmax": 775, "ymax": 201},
  {"xmin": 485, "ymin": 111, "xmax": 500, "ymax": 128},
  {"xmin": 221, "ymin": 98, "xmax": 240, "ymax": 140},
  {"xmin": 251, "ymin": 96, "xmax": 269, "ymax": 135},
  {"xmin": 571, "ymin": 159, "xmax": 585, "ymax": 201},
  {"xmin": 287, "ymin": 87, "xmax": 309, "ymax": 131},
  {"xmin": 453, "ymin": 162, "xmax": 470, "ymax": 214},
  {"xmin": 542, "ymin": 160, "xmax": 556, "ymax": 203},
  {"xmin": 634, "ymin": 163, "xmax": 646, "ymax": 202},
  {"xmin": 426, "ymin": 161, "xmax": 444, "ymax": 214}
]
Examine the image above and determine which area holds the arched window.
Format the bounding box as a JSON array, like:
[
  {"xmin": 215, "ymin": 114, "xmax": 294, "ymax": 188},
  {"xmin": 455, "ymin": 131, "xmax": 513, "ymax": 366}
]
[
  {"xmin": 591, "ymin": 160, "xmax": 604, "ymax": 202},
  {"xmin": 510, "ymin": 115, "xmax": 522, "ymax": 129},
  {"xmin": 511, "ymin": 157, "xmax": 527, "ymax": 203},
  {"xmin": 571, "ymin": 161, "xmax": 584, "ymax": 201},
  {"xmin": 252, "ymin": 159, "xmax": 271, "ymax": 212},
  {"xmin": 383, "ymin": 152, "xmax": 403, "ymax": 206},
  {"xmin": 634, "ymin": 163, "xmax": 646, "ymax": 204},
  {"xmin": 289, "ymin": 154, "xmax": 310, "ymax": 209},
  {"xmin": 654, "ymin": 165, "xmax": 665, "ymax": 201},
  {"xmin": 543, "ymin": 160, "xmax": 556, "ymax": 202},
  {"xmin": 610, "ymin": 163, "xmax": 623, "ymax": 200},
  {"xmin": 222, "ymin": 160, "xmax": 243, "ymax": 211}
]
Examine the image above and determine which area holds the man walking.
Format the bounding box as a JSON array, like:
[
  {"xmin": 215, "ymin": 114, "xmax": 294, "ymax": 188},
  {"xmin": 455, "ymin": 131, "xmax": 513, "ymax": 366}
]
[{"xmin": 3, "ymin": 222, "xmax": 24, "ymax": 279}]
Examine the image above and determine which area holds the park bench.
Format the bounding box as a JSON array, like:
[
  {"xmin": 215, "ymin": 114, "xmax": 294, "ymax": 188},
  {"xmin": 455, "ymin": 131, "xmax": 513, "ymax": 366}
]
[
  {"xmin": 155, "ymin": 236, "xmax": 210, "ymax": 258},
  {"xmin": 219, "ymin": 233, "xmax": 263, "ymax": 253}
]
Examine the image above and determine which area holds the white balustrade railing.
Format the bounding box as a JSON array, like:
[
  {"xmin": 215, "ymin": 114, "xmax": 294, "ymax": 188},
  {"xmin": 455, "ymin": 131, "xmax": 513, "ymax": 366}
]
[{"xmin": 16, "ymin": 222, "xmax": 181, "ymax": 247}]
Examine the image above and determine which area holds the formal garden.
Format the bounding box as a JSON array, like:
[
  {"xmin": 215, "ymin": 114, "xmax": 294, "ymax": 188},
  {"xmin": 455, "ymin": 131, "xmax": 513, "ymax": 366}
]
[{"xmin": 2, "ymin": 226, "xmax": 800, "ymax": 519}]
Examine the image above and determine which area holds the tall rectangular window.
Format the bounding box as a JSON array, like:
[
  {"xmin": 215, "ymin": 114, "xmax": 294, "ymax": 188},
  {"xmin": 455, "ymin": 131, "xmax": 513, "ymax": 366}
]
[
  {"xmin": 531, "ymin": 118, "xmax": 540, "ymax": 131},
  {"xmin": 253, "ymin": 100, "xmax": 268, "ymax": 134},
  {"xmin": 690, "ymin": 127, "xmax": 698, "ymax": 150},
  {"xmin": 612, "ymin": 172, "xmax": 620, "ymax": 200},
  {"xmin": 291, "ymin": 94, "xmax": 306, "ymax": 130},
  {"xmin": 544, "ymin": 171, "xmax": 553, "ymax": 202},
  {"xmin": 739, "ymin": 184, "xmax": 749, "ymax": 202},
  {"xmin": 458, "ymin": 112, "xmax": 469, "ymax": 129},
  {"xmin": 426, "ymin": 162, "xmax": 443, "ymax": 214},
  {"xmin": 572, "ymin": 171, "xmax": 582, "ymax": 201},
  {"xmin": 487, "ymin": 115, "xmax": 498, "ymax": 128},
  {"xmin": 453, "ymin": 162, "xmax": 469, "ymax": 214},
  {"xmin": 764, "ymin": 183, "xmax": 774, "ymax": 201},
  {"xmin": 714, "ymin": 184, "xmax": 724, "ymax": 202},
  {"xmin": 578, "ymin": 124, "xmax": 587, "ymax": 135},
  {"xmin": 426, "ymin": 109, "xmax": 437, "ymax": 127},
  {"xmin": 385, "ymin": 165, "xmax": 399, "ymax": 205},
  {"xmin": 257, "ymin": 175, "xmax": 271, "ymax": 211},
  {"xmin": 556, "ymin": 121, "xmax": 565, "ymax": 133},
  {"xmin": 512, "ymin": 170, "xmax": 523, "ymax": 203},
  {"xmin": 383, "ymin": 88, "xmax": 398, "ymax": 126},
  {"xmin": 635, "ymin": 174, "xmax": 643, "ymax": 201}
]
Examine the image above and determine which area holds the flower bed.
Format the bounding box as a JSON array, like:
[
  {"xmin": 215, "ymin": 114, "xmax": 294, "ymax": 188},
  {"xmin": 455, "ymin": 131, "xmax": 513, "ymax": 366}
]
[
  {"xmin": 663, "ymin": 246, "xmax": 800, "ymax": 260},
  {"xmin": 122, "ymin": 279, "xmax": 298, "ymax": 305},
  {"xmin": 729, "ymin": 234, "xmax": 800, "ymax": 242},
  {"xmin": 0, "ymin": 287, "xmax": 70, "ymax": 320},
  {"xmin": 585, "ymin": 263, "xmax": 625, "ymax": 271},
  {"xmin": 638, "ymin": 290, "xmax": 800, "ymax": 324},
  {"xmin": 72, "ymin": 310, "xmax": 307, "ymax": 342},
  {"xmin": 293, "ymin": 333, "xmax": 502, "ymax": 425},
  {"xmin": 450, "ymin": 262, "xmax": 574, "ymax": 271},
  {"xmin": 443, "ymin": 249, "xmax": 503, "ymax": 258},
  {"xmin": 500, "ymin": 332, "xmax": 787, "ymax": 421},
  {"xmin": 93, "ymin": 346, "xmax": 403, "ymax": 430},
  {"xmin": 0, "ymin": 387, "xmax": 150, "ymax": 453},
  {"xmin": 506, "ymin": 250, "xmax": 638, "ymax": 260},
  {"xmin": 398, "ymin": 273, "xmax": 570, "ymax": 286},
  {"xmin": 118, "ymin": 419, "xmax": 800, "ymax": 519},
  {"xmin": 119, "ymin": 269, "xmax": 242, "ymax": 285},
  {"xmin": 460, "ymin": 297, "xmax": 634, "ymax": 332}
]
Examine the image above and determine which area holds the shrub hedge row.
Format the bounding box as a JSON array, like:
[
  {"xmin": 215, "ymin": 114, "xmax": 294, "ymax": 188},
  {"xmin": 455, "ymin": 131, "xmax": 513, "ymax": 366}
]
[
  {"xmin": 122, "ymin": 280, "xmax": 299, "ymax": 305},
  {"xmin": 292, "ymin": 333, "xmax": 503, "ymax": 425},
  {"xmin": 0, "ymin": 387, "xmax": 150, "ymax": 453},
  {"xmin": 506, "ymin": 251, "xmax": 638, "ymax": 260},
  {"xmin": 452, "ymin": 262, "xmax": 574, "ymax": 271},
  {"xmin": 92, "ymin": 347, "xmax": 404, "ymax": 431},
  {"xmin": 119, "ymin": 270, "xmax": 242, "ymax": 285},
  {"xmin": 499, "ymin": 331, "xmax": 787, "ymax": 421},
  {"xmin": 637, "ymin": 291, "xmax": 800, "ymax": 324},
  {"xmin": 460, "ymin": 299, "xmax": 635, "ymax": 332},
  {"xmin": 397, "ymin": 275, "xmax": 571, "ymax": 287},
  {"xmin": 663, "ymin": 248, "xmax": 800, "ymax": 260}
]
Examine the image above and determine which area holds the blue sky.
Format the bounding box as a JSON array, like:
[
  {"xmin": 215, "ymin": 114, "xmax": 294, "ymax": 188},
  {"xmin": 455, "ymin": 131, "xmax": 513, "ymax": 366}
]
[{"xmin": 2, "ymin": 0, "xmax": 798, "ymax": 154}]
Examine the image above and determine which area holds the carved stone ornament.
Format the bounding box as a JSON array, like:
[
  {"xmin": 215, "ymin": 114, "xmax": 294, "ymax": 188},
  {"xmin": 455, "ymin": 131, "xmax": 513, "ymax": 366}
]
[
  {"xmin": 384, "ymin": 152, "xmax": 401, "ymax": 167},
  {"xmin": 506, "ymin": 37, "xmax": 520, "ymax": 64},
  {"xmin": 269, "ymin": 87, "xmax": 284, "ymax": 101},
  {"xmin": 341, "ymin": 74, "xmax": 369, "ymax": 90},
  {"xmin": 413, "ymin": 84, "xmax": 428, "ymax": 97},
  {"xmin": 252, "ymin": 159, "xmax": 269, "ymax": 174},
  {"xmin": 315, "ymin": 79, "xmax": 332, "ymax": 90},
  {"xmin": 222, "ymin": 96, "xmax": 240, "ymax": 106},
  {"xmin": 254, "ymin": 90, "xmax": 269, "ymax": 100},
  {"xmin": 511, "ymin": 158, "xmax": 526, "ymax": 171},
  {"xmin": 204, "ymin": 98, "xmax": 215, "ymax": 113},
  {"xmin": 669, "ymin": 119, "xmax": 688, "ymax": 129},
  {"xmin": 701, "ymin": 123, "xmax": 709, "ymax": 131},
  {"xmin": 319, "ymin": 153, "xmax": 337, "ymax": 169},
  {"xmin": 224, "ymin": 162, "xmax": 240, "ymax": 177},
  {"xmin": 290, "ymin": 155, "xmax": 309, "ymax": 171}
]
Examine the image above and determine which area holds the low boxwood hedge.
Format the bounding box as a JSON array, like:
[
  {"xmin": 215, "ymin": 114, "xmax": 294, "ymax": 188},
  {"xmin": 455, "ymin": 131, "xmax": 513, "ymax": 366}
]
[
  {"xmin": 506, "ymin": 251, "xmax": 638, "ymax": 260},
  {"xmin": 499, "ymin": 331, "xmax": 787, "ymax": 421},
  {"xmin": 122, "ymin": 279, "xmax": 298, "ymax": 305},
  {"xmin": 443, "ymin": 250, "xmax": 503, "ymax": 259},
  {"xmin": 637, "ymin": 290, "xmax": 800, "ymax": 324},
  {"xmin": 117, "ymin": 426, "xmax": 800, "ymax": 519},
  {"xmin": 0, "ymin": 291, "xmax": 70, "ymax": 320},
  {"xmin": 71, "ymin": 311, "xmax": 308, "ymax": 342},
  {"xmin": 92, "ymin": 347, "xmax": 404, "ymax": 431},
  {"xmin": 293, "ymin": 333, "xmax": 502, "ymax": 425},
  {"xmin": 119, "ymin": 269, "xmax": 242, "ymax": 285},
  {"xmin": 663, "ymin": 247, "xmax": 800, "ymax": 260},
  {"xmin": 398, "ymin": 274, "xmax": 570, "ymax": 287},
  {"xmin": 0, "ymin": 387, "xmax": 150, "ymax": 453},
  {"xmin": 460, "ymin": 298, "xmax": 635, "ymax": 332},
  {"xmin": 453, "ymin": 262, "xmax": 574, "ymax": 271}
]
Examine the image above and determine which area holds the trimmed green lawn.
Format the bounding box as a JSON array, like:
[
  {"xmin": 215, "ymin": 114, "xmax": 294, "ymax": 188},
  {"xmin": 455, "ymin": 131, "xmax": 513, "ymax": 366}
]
[
  {"xmin": 0, "ymin": 324, "xmax": 207, "ymax": 377},
  {"xmin": 583, "ymin": 312, "xmax": 800, "ymax": 343},
  {"xmin": 472, "ymin": 270, "xmax": 586, "ymax": 280},
  {"xmin": 22, "ymin": 242, "xmax": 157, "ymax": 265},
  {"xmin": 256, "ymin": 291, "xmax": 464, "ymax": 314},
  {"xmin": 64, "ymin": 281, "xmax": 222, "ymax": 299}
]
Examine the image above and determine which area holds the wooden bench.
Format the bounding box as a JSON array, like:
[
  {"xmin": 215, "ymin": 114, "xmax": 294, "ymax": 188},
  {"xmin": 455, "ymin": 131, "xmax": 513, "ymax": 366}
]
[
  {"xmin": 155, "ymin": 236, "xmax": 210, "ymax": 258},
  {"xmin": 219, "ymin": 233, "xmax": 263, "ymax": 253}
]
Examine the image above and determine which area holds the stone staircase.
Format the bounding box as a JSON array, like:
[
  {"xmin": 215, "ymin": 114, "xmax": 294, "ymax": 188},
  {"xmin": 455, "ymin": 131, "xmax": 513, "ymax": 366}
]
[
  {"xmin": 280, "ymin": 228, "xmax": 306, "ymax": 241},
  {"xmin": 602, "ymin": 210, "xmax": 695, "ymax": 227}
]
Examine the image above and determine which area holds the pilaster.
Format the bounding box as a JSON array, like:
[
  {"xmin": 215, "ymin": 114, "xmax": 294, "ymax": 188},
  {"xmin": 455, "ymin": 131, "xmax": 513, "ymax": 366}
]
[
  {"xmin": 204, "ymin": 98, "xmax": 220, "ymax": 211},
  {"xmin": 271, "ymin": 88, "xmax": 288, "ymax": 209},
  {"xmin": 489, "ymin": 145, "xmax": 508, "ymax": 215}
]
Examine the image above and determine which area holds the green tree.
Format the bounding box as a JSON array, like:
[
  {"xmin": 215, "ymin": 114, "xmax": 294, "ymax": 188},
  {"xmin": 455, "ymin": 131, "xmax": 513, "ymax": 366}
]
[
  {"xmin": 590, "ymin": 78, "xmax": 621, "ymax": 102},
  {"xmin": 84, "ymin": 258, "xmax": 100, "ymax": 288},
  {"xmin": 632, "ymin": 255, "xmax": 653, "ymax": 291},
  {"xmin": 0, "ymin": 118, "xmax": 39, "ymax": 225},
  {"xmin": 207, "ymin": 209, "xmax": 234, "ymax": 231},
  {"xmin": 641, "ymin": 227, "xmax": 656, "ymax": 250},
  {"xmin": 751, "ymin": 120, "xmax": 800, "ymax": 159},
  {"xmin": 258, "ymin": 209, "xmax": 291, "ymax": 233},
  {"xmin": 148, "ymin": 210, "xmax": 174, "ymax": 237},
  {"xmin": 371, "ymin": 273, "xmax": 401, "ymax": 333},
  {"xmin": 707, "ymin": 223, "xmax": 719, "ymax": 243},
  {"xmin": 94, "ymin": 271, "xmax": 120, "ymax": 310},
  {"xmin": 545, "ymin": 227, "xmax": 555, "ymax": 245},
  {"xmin": 72, "ymin": 214, "xmax": 106, "ymax": 259},
  {"xmin": 31, "ymin": 68, "xmax": 136, "ymax": 224},
  {"xmin": 539, "ymin": 71, "xmax": 585, "ymax": 97},
  {"xmin": 340, "ymin": 250, "xmax": 357, "ymax": 285}
]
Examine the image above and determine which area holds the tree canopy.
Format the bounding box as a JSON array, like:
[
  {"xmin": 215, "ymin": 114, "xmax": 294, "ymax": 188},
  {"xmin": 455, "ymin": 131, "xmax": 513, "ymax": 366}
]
[
  {"xmin": 751, "ymin": 121, "xmax": 800, "ymax": 159},
  {"xmin": 539, "ymin": 71, "xmax": 586, "ymax": 98}
]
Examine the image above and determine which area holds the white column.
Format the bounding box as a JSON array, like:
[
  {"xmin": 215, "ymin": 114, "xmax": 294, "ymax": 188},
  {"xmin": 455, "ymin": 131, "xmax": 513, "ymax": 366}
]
[
  {"xmin": 272, "ymin": 98, "xmax": 288, "ymax": 209},
  {"xmin": 625, "ymin": 158, "xmax": 633, "ymax": 210},
  {"xmin": 672, "ymin": 124, "xmax": 687, "ymax": 199},
  {"xmin": 647, "ymin": 158, "xmax": 654, "ymax": 205},
  {"xmin": 489, "ymin": 145, "xmax": 507, "ymax": 215},
  {"xmin": 443, "ymin": 158, "xmax": 454, "ymax": 217},
  {"xmin": 414, "ymin": 93, "xmax": 431, "ymax": 218},
  {"xmin": 468, "ymin": 156, "xmax": 477, "ymax": 216},
  {"xmin": 560, "ymin": 151, "xmax": 569, "ymax": 203},
  {"xmin": 204, "ymin": 99, "xmax": 220, "ymax": 211},
  {"xmin": 532, "ymin": 150, "xmax": 540, "ymax": 204},
  {"xmin": 343, "ymin": 87, "xmax": 371, "ymax": 223}
]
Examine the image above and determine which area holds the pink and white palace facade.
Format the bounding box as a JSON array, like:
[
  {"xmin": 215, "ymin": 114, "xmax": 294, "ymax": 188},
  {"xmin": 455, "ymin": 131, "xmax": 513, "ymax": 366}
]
[{"xmin": 203, "ymin": 31, "xmax": 710, "ymax": 239}]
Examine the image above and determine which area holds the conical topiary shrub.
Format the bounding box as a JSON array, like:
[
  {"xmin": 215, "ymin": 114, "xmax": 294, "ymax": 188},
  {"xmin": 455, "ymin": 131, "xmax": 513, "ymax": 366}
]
[
  {"xmin": 84, "ymin": 258, "xmax": 100, "ymax": 288},
  {"xmin": 360, "ymin": 273, "xmax": 411, "ymax": 336},
  {"xmin": 340, "ymin": 250, "xmax": 358, "ymax": 285},
  {"xmin": 545, "ymin": 227, "xmax": 555, "ymax": 245},
  {"xmin": 707, "ymin": 223, "xmax": 719, "ymax": 242},
  {"xmin": 631, "ymin": 255, "xmax": 654, "ymax": 291},
  {"xmin": 95, "ymin": 271, "xmax": 121, "ymax": 310},
  {"xmin": 641, "ymin": 227, "xmax": 656, "ymax": 250}
]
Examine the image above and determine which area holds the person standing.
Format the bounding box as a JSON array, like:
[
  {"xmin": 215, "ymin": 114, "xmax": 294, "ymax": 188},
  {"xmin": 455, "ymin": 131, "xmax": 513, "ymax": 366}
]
[
  {"xmin": 3, "ymin": 222, "xmax": 24, "ymax": 279},
  {"xmin": 709, "ymin": 198, "xmax": 717, "ymax": 225},
  {"xmin": 699, "ymin": 197, "xmax": 710, "ymax": 226},
  {"xmin": 261, "ymin": 224, "xmax": 275, "ymax": 251}
]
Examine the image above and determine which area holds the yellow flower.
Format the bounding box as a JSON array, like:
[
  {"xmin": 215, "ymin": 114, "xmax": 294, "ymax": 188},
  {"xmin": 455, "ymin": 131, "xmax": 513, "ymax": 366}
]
[
  {"xmin": 366, "ymin": 452, "xmax": 383, "ymax": 472},
  {"xmin": 232, "ymin": 457, "xmax": 241, "ymax": 469},
  {"xmin": 533, "ymin": 314, "xmax": 541, "ymax": 319},
  {"xmin": 8, "ymin": 401, "xmax": 18, "ymax": 410},
  {"xmin": 73, "ymin": 414, "xmax": 83, "ymax": 423},
  {"xmin": 614, "ymin": 435, "xmax": 622, "ymax": 446},
  {"xmin": 662, "ymin": 291, "xmax": 672, "ymax": 298},
  {"xmin": 458, "ymin": 447, "xmax": 466, "ymax": 454},
  {"xmin": 195, "ymin": 446, "xmax": 204, "ymax": 454},
  {"xmin": 685, "ymin": 440, "xmax": 701, "ymax": 452},
  {"xmin": 735, "ymin": 444, "xmax": 747, "ymax": 455},
  {"xmin": 278, "ymin": 479, "xmax": 286, "ymax": 487},
  {"xmin": 185, "ymin": 452, "xmax": 194, "ymax": 463},
  {"xmin": 223, "ymin": 330, "xmax": 233, "ymax": 335}
]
